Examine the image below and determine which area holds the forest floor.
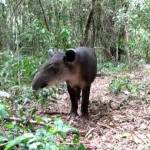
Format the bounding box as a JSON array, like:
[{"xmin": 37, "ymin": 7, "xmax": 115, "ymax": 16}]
[{"xmin": 47, "ymin": 64, "xmax": 150, "ymax": 150}]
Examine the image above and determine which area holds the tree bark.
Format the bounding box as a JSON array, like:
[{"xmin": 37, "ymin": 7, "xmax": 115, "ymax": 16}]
[
  {"xmin": 80, "ymin": 0, "xmax": 96, "ymax": 47},
  {"xmin": 91, "ymin": 16, "xmax": 95, "ymax": 48},
  {"xmin": 38, "ymin": 0, "xmax": 50, "ymax": 31}
]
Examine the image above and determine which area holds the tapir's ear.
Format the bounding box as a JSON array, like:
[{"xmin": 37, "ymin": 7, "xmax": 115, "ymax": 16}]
[{"xmin": 63, "ymin": 50, "xmax": 76, "ymax": 62}]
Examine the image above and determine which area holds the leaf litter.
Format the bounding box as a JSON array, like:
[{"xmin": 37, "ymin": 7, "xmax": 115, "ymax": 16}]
[{"xmin": 44, "ymin": 64, "xmax": 150, "ymax": 150}]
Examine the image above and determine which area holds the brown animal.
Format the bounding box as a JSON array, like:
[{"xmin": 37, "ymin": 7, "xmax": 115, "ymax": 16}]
[{"xmin": 32, "ymin": 47, "xmax": 97, "ymax": 118}]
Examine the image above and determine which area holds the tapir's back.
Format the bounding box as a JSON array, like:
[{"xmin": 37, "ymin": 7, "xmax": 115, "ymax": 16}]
[{"xmin": 74, "ymin": 47, "xmax": 97, "ymax": 84}]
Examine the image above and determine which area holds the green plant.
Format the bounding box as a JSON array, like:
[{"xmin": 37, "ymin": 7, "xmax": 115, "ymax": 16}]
[
  {"xmin": 0, "ymin": 118, "xmax": 84, "ymax": 150},
  {"xmin": 98, "ymin": 62, "xmax": 128, "ymax": 73},
  {"xmin": 109, "ymin": 77, "xmax": 139, "ymax": 95},
  {"xmin": 0, "ymin": 50, "xmax": 84, "ymax": 149},
  {"xmin": 0, "ymin": 103, "xmax": 8, "ymax": 120},
  {"xmin": 0, "ymin": 101, "xmax": 84, "ymax": 149},
  {"xmin": 60, "ymin": 27, "xmax": 72, "ymax": 49},
  {"xmin": 0, "ymin": 50, "xmax": 47, "ymax": 87},
  {"xmin": 19, "ymin": 18, "xmax": 52, "ymax": 52},
  {"xmin": 0, "ymin": 50, "xmax": 66, "ymax": 120}
]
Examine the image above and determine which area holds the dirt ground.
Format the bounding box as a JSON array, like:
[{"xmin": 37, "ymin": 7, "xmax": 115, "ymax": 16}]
[{"xmin": 48, "ymin": 64, "xmax": 150, "ymax": 150}]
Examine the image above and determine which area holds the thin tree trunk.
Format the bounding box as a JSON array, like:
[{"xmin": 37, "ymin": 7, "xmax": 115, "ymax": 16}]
[
  {"xmin": 116, "ymin": 43, "xmax": 119, "ymax": 63},
  {"xmin": 80, "ymin": 0, "xmax": 96, "ymax": 47},
  {"xmin": 38, "ymin": 0, "xmax": 50, "ymax": 31},
  {"xmin": 125, "ymin": 23, "xmax": 129, "ymax": 63},
  {"xmin": 80, "ymin": 8, "xmax": 93, "ymax": 46},
  {"xmin": 91, "ymin": 16, "xmax": 95, "ymax": 48}
]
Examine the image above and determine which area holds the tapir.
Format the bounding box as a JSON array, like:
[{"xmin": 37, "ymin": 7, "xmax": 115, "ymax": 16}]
[{"xmin": 32, "ymin": 47, "xmax": 97, "ymax": 118}]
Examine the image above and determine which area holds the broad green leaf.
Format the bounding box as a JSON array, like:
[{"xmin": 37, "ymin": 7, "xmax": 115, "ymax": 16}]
[
  {"xmin": 54, "ymin": 118, "xmax": 78, "ymax": 138},
  {"xmin": 4, "ymin": 133, "xmax": 34, "ymax": 150},
  {"xmin": 78, "ymin": 144, "xmax": 85, "ymax": 150},
  {"xmin": 4, "ymin": 122, "xmax": 15, "ymax": 130}
]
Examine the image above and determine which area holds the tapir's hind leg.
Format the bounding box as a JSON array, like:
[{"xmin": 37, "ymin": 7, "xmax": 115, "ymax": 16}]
[{"xmin": 81, "ymin": 85, "xmax": 91, "ymax": 118}]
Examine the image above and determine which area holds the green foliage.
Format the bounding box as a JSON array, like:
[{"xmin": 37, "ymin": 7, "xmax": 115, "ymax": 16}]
[
  {"xmin": 0, "ymin": 94, "xmax": 84, "ymax": 149},
  {"xmin": 0, "ymin": 51, "xmax": 45, "ymax": 86},
  {"xmin": 114, "ymin": 0, "xmax": 150, "ymax": 62},
  {"xmin": 1, "ymin": 0, "xmax": 150, "ymax": 148},
  {"xmin": 0, "ymin": 0, "xmax": 77, "ymax": 52},
  {"xmin": 0, "ymin": 103, "xmax": 8, "ymax": 120},
  {"xmin": 0, "ymin": 134, "xmax": 8, "ymax": 145},
  {"xmin": 0, "ymin": 50, "xmax": 84, "ymax": 149},
  {"xmin": 59, "ymin": 27, "xmax": 72, "ymax": 49},
  {"xmin": 109, "ymin": 77, "xmax": 139, "ymax": 95},
  {"xmin": 98, "ymin": 62, "xmax": 128, "ymax": 73},
  {"xmin": 1, "ymin": 0, "xmax": 150, "ymax": 63},
  {"xmin": 1, "ymin": 118, "xmax": 84, "ymax": 150},
  {"xmin": 4, "ymin": 133, "xmax": 34, "ymax": 150},
  {"xmin": 20, "ymin": 18, "xmax": 52, "ymax": 51},
  {"xmin": 0, "ymin": 50, "xmax": 65, "ymax": 112}
]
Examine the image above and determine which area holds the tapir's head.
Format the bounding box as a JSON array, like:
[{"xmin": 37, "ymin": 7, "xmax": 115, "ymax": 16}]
[{"xmin": 32, "ymin": 49, "xmax": 77, "ymax": 90}]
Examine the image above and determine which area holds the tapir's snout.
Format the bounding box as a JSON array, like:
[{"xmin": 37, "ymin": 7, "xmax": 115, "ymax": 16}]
[
  {"xmin": 32, "ymin": 81, "xmax": 48, "ymax": 90},
  {"xmin": 32, "ymin": 50, "xmax": 77, "ymax": 91},
  {"xmin": 32, "ymin": 73, "xmax": 49, "ymax": 90}
]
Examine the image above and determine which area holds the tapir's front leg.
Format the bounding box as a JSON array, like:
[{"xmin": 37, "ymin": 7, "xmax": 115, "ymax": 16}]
[
  {"xmin": 67, "ymin": 84, "xmax": 81, "ymax": 116},
  {"xmin": 81, "ymin": 85, "xmax": 91, "ymax": 118}
]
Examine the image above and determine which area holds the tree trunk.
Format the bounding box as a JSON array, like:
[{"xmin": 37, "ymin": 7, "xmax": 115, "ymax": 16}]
[
  {"xmin": 91, "ymin": 12, "xmax": 95, "ymax": 48},
  {"xmin": 80, "ymin": 0, "xmax": 96, "ymax": 47},
  {"xmin": 38, "ymin": 0, "xmax": 50, "ymax": 31}
]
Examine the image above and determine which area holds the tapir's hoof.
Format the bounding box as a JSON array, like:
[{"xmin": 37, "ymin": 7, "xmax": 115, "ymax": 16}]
[
  {"xmin": 69, "ymin": 111, "xmax": 79, "ymax": 118},
  {"xmin": 81, "ymin": 113, "xmax": 89, "ymax": 120}
]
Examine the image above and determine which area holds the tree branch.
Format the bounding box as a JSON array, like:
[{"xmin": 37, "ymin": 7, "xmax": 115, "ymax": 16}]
[{"xmin": 5, "ymin": 116, "xmax": 45, "ymax": 126}]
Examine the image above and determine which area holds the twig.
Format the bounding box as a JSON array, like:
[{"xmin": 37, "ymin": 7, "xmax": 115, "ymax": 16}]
[
  {"xmin": 85, "ymin": 128, "xmax": 95, "ymax": 137},
  {"xmin": 5, "ymin": 116, "xmax": 45, "ymax": 126},
  {"xmin": 97, "ymin": 122, "xmax": 114, "ymax": 130},
  {"xmin": 43, "ymin": 111, "xmax": 67, "ymax": 115},
  {"xmin": 4, "ymin": 111, "xmax": 67, "ymax": 125},
  {"xmin": 131, "ymin": 131, "xmax": 146, "ymax": 144}
]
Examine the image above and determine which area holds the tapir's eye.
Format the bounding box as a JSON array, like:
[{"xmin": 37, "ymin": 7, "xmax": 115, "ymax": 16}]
[
  {"xmin": 45, "ymin": 63, "xmax": 59, "ymax": 74},
  {"xmin": 52, "ymin": 67, "xmax": 58, "ymax": 74},
  {"xmin": 48, "ymin": 65, "xmax": 59, "ymax": 74}
]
